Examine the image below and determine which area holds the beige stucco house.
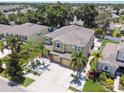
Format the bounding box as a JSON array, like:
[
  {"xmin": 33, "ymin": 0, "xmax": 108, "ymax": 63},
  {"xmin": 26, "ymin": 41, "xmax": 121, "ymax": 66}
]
[
  {"xmin": 44, "ymin": 25, "xmax": 95, "ymax": 67},
  {"xmin": 98, "ymin": 42, "xmax": 124, "ymax": 75}
]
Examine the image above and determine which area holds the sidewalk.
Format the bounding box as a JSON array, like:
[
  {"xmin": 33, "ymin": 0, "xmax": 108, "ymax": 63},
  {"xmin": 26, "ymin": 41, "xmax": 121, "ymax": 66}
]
[{"xmin": 113, "ymin": 75, "xmax": 120, "ymax": 91}]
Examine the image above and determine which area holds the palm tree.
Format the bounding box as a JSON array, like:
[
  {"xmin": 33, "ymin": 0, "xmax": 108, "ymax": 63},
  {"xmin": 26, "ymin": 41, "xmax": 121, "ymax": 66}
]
[
  {"xmin": 0, "ymin": 40, "xmax": 4, "ymax": 53},
  {"xmin": 70, "ymin": 51, "xmax": 88, "ymax": 77},
  {"xmin": 91, "ymin": 51, "xmax": 103, "ymax": 64},
  {"xmin": 5, "ymin": 35, "xmax": 23, "ymax": 53}
]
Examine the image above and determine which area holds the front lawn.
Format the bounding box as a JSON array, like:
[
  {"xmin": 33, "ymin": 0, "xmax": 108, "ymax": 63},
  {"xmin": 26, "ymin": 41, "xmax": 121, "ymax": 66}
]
[
  {"xmin": 83, "ymin": 79, "xmax": 107, "ymax": 92},
  {"xmin": 21, "ymin": 77, "xmax": 34, "ymax": 87}
]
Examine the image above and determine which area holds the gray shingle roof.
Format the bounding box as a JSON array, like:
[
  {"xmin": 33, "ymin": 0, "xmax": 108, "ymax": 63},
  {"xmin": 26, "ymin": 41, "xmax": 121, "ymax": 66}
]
[
  {"xmin": 100, "ymin": 43, "xmax": 119, "ymax": 67},
  {"xmin": 1, "ymin": 23, "xmax": 48, "ymax": 36},
  {"xmin": 0, "ymin": 24, "xmax": 12, "ymax": 33},
  {"xmin": 45, "ymin": 25, "xmax": 95, "ymax": 47}
]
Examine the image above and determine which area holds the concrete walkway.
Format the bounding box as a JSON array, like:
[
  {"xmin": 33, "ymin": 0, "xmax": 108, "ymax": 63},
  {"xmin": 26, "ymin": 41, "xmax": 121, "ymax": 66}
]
[{"xmin": 113, "ymin": 75, "xmax": 120, "ymax": 91}]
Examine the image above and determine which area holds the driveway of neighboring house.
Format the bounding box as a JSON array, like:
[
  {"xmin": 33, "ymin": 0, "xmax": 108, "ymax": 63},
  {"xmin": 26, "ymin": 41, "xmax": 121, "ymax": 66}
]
[{"xmin": 27, "ymin": 62, "xmax": 73, "ymax": 92}]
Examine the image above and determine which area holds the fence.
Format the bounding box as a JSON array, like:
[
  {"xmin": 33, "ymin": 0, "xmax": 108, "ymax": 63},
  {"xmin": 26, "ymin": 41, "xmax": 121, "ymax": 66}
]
[{"xmin": 104, "ymin": 35, "xmax": 120, "ymax": 42}]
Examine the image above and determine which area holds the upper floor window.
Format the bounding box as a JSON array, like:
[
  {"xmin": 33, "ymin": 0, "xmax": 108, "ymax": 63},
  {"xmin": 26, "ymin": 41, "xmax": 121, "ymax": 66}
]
[
  {"xmin": 75, "ymin": 46, "xmax": 83, "ymax": 51},
  {"xmin": 66, "ymin": 44, "xmax": 69, "ymax": 47},
  {"xmin": 56, "ymin": 41, "xmax": 61, "ymax": 48},
  {"xmin": 45, "ymin": 37, "xmax": 49, "ymax": 42},
  {"xmin": 37, "ymin": 32, "xmax": 42, "ymax": 36}
]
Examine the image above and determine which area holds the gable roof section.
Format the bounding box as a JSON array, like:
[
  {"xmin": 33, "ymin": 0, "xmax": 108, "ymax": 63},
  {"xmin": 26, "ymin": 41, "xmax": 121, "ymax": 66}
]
[
  {"xmin": 45, "ymin": 25, "xmax": 95, "ymax": 47},
  {"xmin": 1, "ymin": 23, "xmax": 48, "ymax": 36},
  {"xmin": 100, "ymin": 43, "xmax": 119, "ymax": 67},
  {"xmin": 0, "ymin": 24, "xmax": 12, "ymax": 33}
]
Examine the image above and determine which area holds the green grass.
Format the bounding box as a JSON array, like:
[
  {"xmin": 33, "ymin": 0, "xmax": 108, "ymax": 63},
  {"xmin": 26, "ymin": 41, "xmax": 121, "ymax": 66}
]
[
  {"xmin": 91, "ymin": 61, "xmax": 97, "ymax": 70},
  {"xmin": 11, "ymin": 77, "xmax": 34, "ymax": 87},
  {"xmin": 114, "ymin": 27, "xmax": 121, "ymax": 35},
  {"xmin": 83, "ymin": 79, "xmax": 107, "ymax": 92},
  {"xmin": 21, "ymin": 77, "xmax": 34, "ymax": 87},
  {"xmin": 69, "ymin": 86, "xmax": 81, "ymax": 92}
]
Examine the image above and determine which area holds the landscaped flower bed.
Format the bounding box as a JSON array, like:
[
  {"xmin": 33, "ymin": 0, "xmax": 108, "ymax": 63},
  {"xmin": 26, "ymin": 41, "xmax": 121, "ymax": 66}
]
[{"xmin": 119, "ymin": 75, "xmax": 124, "ymax": 91}]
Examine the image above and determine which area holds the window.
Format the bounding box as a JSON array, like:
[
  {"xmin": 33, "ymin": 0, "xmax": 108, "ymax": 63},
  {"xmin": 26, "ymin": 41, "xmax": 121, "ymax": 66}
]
[
  {"xmin": 103, "ymin": 65, "xmax": 109, "ymax": 71},
  {"xmin": 122, "ymin": 54, "xmax": 124, "ymax": 60},
  {"xmin": 37, "ymin": 32, "xmax": 42, "ymax": 36},
  {"xmin": 75, "ymin": 46, "xmax": 83, "ymax": 51},
  {"xmin": 66, "ymin": 44, "xmax": 69, "ymax": 47},
  {"xmin": 72, "ymin": 45, "xmax": 75, "ymax": 49},
  {"xmin": 56, "ymin": 41, "xmax": 61, "ymax": 48},
  {"xmin": 45, "ymin": 38, "xmax": 49, "ymax": 42}
]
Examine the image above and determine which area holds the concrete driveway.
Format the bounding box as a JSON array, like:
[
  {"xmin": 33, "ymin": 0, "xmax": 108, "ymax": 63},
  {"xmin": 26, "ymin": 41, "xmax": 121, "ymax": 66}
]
[{"xmin": 27, "ymin": 62, "xmax": 73, "ymax": 92}]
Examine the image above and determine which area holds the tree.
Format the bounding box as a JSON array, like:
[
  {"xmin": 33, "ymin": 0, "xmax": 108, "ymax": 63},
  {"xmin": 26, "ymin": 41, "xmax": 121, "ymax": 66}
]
[
  {"xmin": 71, "ymin": 51, "xmax": 88, "ymax": 77},
  {"xmin": 4, "ymin": 35, "xmax": 24, "ymax": 80},
  {"xmin": 5, "ymin": 35, "xmax": 23, "ymax": 53},
  {"xmin": 95, "ymin": 28, "xmax": 105, "ymax": 38},
  {"xmin": 8, "ymin": 13, "xmax": 17, "ymax": 22},
  {"xmin": 96, "ymin": 11, "xmax": 111, "ymax": 30},
  {"xmin": 5, "ymin": 53, "xmax": 24, "ymax": 80},
  {"xmin": 91, "ymin": 51, "xmax": 103, "ymax": 64},
  {"xmin": 120, "ymin": 75, "xmax": 124, "ymax": 86},
  {"xmin": 75, "ymin": 4, "xmax": 98, "ymax": 28},
  {"xmin": 0, "ymin": 59, "xmax": 3, "ymax": 73},
  {"xmin": 45, "ymin": 2, "xmax": 74, "ymax": 27}
]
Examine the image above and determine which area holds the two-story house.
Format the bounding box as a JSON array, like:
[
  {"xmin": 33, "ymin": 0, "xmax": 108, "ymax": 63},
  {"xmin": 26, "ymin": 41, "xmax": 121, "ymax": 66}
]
[
  {"xmin": 44, "ymin": 25, "xmax": 95, "ymax": 67},
  {"xmin": 98, "ymin": 41, "xmax": 124, "ymax": 75}
]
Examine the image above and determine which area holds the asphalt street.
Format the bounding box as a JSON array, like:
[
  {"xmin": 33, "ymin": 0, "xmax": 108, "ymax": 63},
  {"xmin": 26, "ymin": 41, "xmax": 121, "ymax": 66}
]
[{"xmin": 0, "ymin": 79, "xmax": 27, "ymax": 92}]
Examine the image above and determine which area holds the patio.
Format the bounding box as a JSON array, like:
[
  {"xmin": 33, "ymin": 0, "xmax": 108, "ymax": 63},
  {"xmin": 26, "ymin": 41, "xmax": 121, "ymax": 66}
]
[{"xmin": 26, "ymin": 58, "xmax": 51, "ymax": 74}]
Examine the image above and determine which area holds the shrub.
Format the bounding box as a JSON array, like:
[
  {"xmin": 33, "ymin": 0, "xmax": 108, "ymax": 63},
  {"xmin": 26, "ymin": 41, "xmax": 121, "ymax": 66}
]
[
  {"xmin": 105, "ymin": 78, "xmax": 114, "ymax": 85},
  {"xmin": 100, "ymin": 72, "xmax": 107, "ymax": 80},
  {"xmin": 120, "ymin": 75, "xmax": 124, "ymax": 86}
]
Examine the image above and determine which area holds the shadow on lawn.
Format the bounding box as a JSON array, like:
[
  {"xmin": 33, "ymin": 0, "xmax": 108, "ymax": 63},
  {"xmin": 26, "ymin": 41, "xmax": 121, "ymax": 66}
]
[{"xmin": 8, "ymin": 77, "xmax": 25, "ymax": 87}]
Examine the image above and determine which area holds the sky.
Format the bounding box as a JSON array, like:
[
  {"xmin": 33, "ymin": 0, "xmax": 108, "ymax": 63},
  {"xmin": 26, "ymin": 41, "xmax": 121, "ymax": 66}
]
[{"xmin": 0, "ymin": 0, "xmax": 124, "ymax": 3}]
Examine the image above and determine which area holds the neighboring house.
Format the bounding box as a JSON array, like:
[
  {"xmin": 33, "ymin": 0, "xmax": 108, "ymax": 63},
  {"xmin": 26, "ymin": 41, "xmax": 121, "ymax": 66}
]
[
  {"xmin": 0, "ymin": 23, "xmax": 49, "ymax": 42},
  {"xmin": 98, "ymin": 41, "xmax": 124, "ymax": 75},
  {"xmin": 44, "ymin": 25, "xmax": 95, "ymax": 67},
  {"xmin": 107, "ymin": 23, "xmax": 124, "ymax": 35}
]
